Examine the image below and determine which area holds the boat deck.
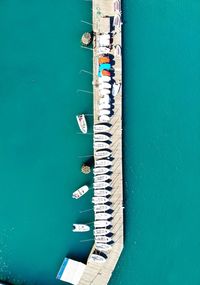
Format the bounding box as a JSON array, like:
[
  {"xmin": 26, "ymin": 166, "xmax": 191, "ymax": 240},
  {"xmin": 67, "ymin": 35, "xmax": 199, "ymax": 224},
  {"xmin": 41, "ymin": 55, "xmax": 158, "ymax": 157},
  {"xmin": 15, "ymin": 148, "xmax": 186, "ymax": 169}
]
[{"xmin": 79, "ymin": 0, "xmax": 123, "ymax": 284}]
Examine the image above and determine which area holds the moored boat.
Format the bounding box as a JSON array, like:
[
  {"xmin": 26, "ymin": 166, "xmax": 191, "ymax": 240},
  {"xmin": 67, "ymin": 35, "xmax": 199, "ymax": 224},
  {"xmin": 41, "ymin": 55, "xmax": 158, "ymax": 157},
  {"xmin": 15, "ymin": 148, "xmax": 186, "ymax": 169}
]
[
  {"xmin": 95, "ymin": 212, "xmax": 112, "ymax": 220},
  {"xmin": 94, "ymin": 174, "xmax": 111, "ymax": 182},
  {"xmin": 99, "ymin": 115, "xmax": 110, "ymax": 122},
  {"xmin": 94, "ymin": 228, "xmax": 110, "ymax": 236},
  {"xmin": 72, "ymin": 185, "xmax": 89, "ymax": 199},
  {"xmin": 99, "ymin": 103, "xmax": 111, "ymax": 110},
  {"xmin": 93, "ymin": 182, "xmax": 111, "ymax": 189},
  {"xmin": 94, "ymin": 204, "xmax": 111, "ymax": 212},
  {"xmin": 95, "ymin": 236, "xmax": 112, "ymax": 243},
  {"xmin": 93, "ymin": 142, "xmax": 110, "ymax": 150},
  {"xmin": 94, "ymin": 190, "xmax": 111, "ymax": 197},
  {"xmin": 99, "ymin": 109, "xmax": 111, "ymax": 116},
  {"xmin": 88, "ymin": 253, "xmax": 107, "ymax": 263},
  {"xmin": 95, "ymin": 243, "xmax": 112, "ymax": 252},
  {"xmin": 99, "ymin": 82, "xmax": 112, "ymax": 90},
  {"xmin": 100, "ymin": 89, "xmax": 111, "ymax": 96},
  {"xmin": 72, "ymin": 224, "xmax": 90, "ymax": 232},
  {"xmin": 94, "ymin": 124, "xmax": 111, "ymax": 133},
  {"xmin": 94, "ymin": 220, "xmax": 112, "ymax": 227},
  {"xmin": 94, "ymin": 134, "xmax": 110, "ymax": 142},
  {"xmin": 76, "ymin": 114, "xmax": 87, "ymax": 134},
  {"xmin": 92, "ymin": 196, "xmax": 109, "ymax": 204},
  {"xmin": 95, "ymin": 159, "xmax": 112, "ymax": 167},
  {"xmin": 93, "ymin": 167, "xmax": 110, "ymax": 175},
  {"xmin": 95, "ymin": 150, "xmax": 112, "ymax": 159}
]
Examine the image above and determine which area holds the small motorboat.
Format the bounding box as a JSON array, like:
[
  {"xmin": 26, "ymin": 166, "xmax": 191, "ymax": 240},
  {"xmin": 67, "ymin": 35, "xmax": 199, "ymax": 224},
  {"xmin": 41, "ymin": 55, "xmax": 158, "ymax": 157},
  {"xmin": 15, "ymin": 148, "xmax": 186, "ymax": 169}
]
[
  {"xmin": 93, "ymin": 142, "xmax": 110, "ymax": 150},
  {"xmin": 99, "ymin": 109, "xmax": 111, "ymax": 116},
  {"xmin": 102, "ymin": 70, "xmax": 111, "ymax": 76},
  {"xmin": 93, "ymin": 228, "xmax": 111, "ymax": 236},
  {"xmin": 95, "ymin": 159, "xmax": 112, "ymax": 167},
  {"xmin": 94, "ymin": 190, "xmax": 111, "ymax": 197},
  {"xmin": 99, "ymin": 103, "xmax": 111, "ymax": 110},
  {"xmin": 94, "ymin": 124, "xmax": 111, "ymax": 133},
  {"xmin": 93, "ymin": 182, "xmax": 111, "ymax": 189},
  {"xmin": 100, "ymin": 89, "xmax": 111, "ymax": 96},
  {"xmin": 93, "ymin": 167, "xmax": 110, "ymax": 175},
  {"xmin": 94, "ymin": 220, "xmax": 112, "ymax": 227},
  {"xmin": 92, "ymin": 196, "xmax": 109, "ymax": 204},
  {"xmin": 99, "ymin": 82, "xmax": 112, "ymax": 90},
  {"xmin": 99, "ymin": 76, "xmax": 111, "ymax": 83},
  {"xmin": 112, "ymin": 82, "xmax": 121, "ymax": 97},
  {"xmin": 95, "ymin": 212, "xmax": 112, "ymax": 220},
  {"xmin": 88, "ymin": 253, "xmax": 107, "ymax": 264},
  {"xmin": 72, "ymin": 224, "xmax": 90, "ymax": 232},
  {"xmin": 95, "ymin": 243, "xmax": 112, "ymax": 252},
  {"xmin": 94, "ymin": 174, "xmax": 111, "ymax": 182},
  {"xmin": 97, "ymin": 47, "xmax": 110, "ymax": 54},
  {"xmin": 76, "ymin": 114, "xmax": 87, "ymax": 134},
  {"xmin": 95, "ymin": 150, "xmax": 112, "ymax": 159},
  {"xmin": 94, "ymin": 204, "xmax": 111, "ymax": 212},
  {"xmin": 99, "ymin": 115, "xmax": 111, "ymax": 123},
  {"xmin": 94, "ymin": 134, "xmax": 110, "ymax": 142},
  {"xmin": 72, "ymin": 185, "xmax": 89, "ymax": 199},
  {"xmin": 95, "ymin": 236, "xmax": 112, "ymax": 243},
  {"xmin": 98, "ymin": 57, "xmax": 110, "ymax": 64}
]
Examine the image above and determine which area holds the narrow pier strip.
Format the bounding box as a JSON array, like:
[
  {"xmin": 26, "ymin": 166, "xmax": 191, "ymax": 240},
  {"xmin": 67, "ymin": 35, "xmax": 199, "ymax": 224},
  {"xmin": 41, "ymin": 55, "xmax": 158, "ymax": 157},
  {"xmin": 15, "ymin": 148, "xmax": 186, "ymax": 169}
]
[{"xmin": 79, "ymin": 0, "xmax": 123, "ymax": 284}]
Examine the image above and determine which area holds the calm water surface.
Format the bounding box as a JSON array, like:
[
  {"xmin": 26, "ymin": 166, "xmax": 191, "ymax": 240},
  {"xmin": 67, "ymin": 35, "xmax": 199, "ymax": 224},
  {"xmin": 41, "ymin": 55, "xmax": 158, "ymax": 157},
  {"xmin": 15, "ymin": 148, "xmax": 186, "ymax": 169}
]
[{"xmin": 0, "ymin": 1, "xmax": 200, "ymax": 285}]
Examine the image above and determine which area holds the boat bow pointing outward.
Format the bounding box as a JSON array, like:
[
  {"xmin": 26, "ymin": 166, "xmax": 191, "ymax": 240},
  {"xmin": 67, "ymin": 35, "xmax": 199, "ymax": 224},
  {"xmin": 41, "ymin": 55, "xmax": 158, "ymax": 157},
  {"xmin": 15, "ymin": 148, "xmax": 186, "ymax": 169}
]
[{"xmin": 76, "ymin": 114, "xmax": 88, "ymax": 134}]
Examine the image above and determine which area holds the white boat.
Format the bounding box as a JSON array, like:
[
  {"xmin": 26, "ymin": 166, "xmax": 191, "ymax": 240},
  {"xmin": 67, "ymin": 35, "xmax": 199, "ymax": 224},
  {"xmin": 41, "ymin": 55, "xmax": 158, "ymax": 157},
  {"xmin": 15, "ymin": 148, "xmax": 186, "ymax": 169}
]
[
  {"xmin": 94, "ymin": 220, "xmax": 111, "ymax": 228},
  {"xmin": 114, "ymin": 14, "xmax": 121, "ymax": 29},
  {"xmin": 72, "ymin": 185, "xmax": 89, "ymax": 199},
  {"xmin": 95, "ymin": 243, "xmax": 112, "ymax": 252},
  {"xmin": 92, "ymin": 196, "xmax": 109, "ymax": 204},
  {"xmin": 94, "ymin": 134, "xmax": 110, "ymax": 142},
  {"xmin": 95, "ymin": 159, "xmax": 112, "ymax": 167},
  {"xmin": 99, "ymin": 109, "xmax": 110, "ymax": 116},
  {"xmin": 93, "ymin": 142, "xmax": 110, "ymax": 150},
  {"xmin": 95, "ymin": 150, "xmax": 112, "ymax": 159},
  {"xmin": 93, "ymin": 182, "xmax": 111, "ymax": 189},
  {"xmin": 93, "ymin": 167, "xmax": 110, "ymax": 175},
  {"xmin": 99, "ymin": 76, "xmax": 111, "ymax": 83},
  {"xmin": 99, "ymin": 115, "xmax": 111, "ymax": 123},
  {"xmin": 94, "ymin": 228, "xmax": 110, "ymax": 236},
  {"xmin": 94, "ymin": 124, "xmax": 110, "ymax": 133},
  {"xmin": 99, "ymin": 83, "xmax": 112, "ymax": 90},
  {"xmin": 99, "ymin": 103, "xmax": 111, "ymax": 110},
  {"xmin": 112, "ymin": 82, "xmax": 121, "ymax": 97},
  {"xmin": 95, "ymin": 236, "xmax": 112, "ymax": 243},
  {"xmin": 98, "ymin": 47, "xmax": 111, "ymax": 54},
  {"xmin": 88, "ymin": 254, "xmax": 107, "ymax": 263},
  {"xmin": 76, "ymin": 114, "xmax": 87, "ymax": 134},
  {"xmin": 95, "ymin": 212, "xmax": 112, "ymax": 220},
  {"xmin": 94, "ymin": 174, "xmax": 111, "ymax": 182},
  {"xmin": 100, "ymin": 89, "xmax": 111, "ymax": 96},
  {"xmin": 72, "ymin": 224, "xmax": 90, "ymax": 232},
  {"xmin": 94, "ymin": 204, "xmax": 111, "ymax": 212},
  {"xmin": 94, "ymin": 190, "xmax": 111, "ymax": 197}
]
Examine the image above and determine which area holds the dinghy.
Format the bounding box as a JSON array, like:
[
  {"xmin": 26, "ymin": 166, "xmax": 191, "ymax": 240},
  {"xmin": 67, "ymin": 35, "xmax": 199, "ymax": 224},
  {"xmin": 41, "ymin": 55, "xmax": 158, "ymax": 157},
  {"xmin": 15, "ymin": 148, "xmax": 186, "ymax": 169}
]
[
  {"xmin": 93, "ymin": 167, "xmax": 110, "ymax": 175},
  {"xmin": 93, "ymin": 182, "xmax": 111, "ymax": 189},
  {"xmin": 95, "ymin": 243, "xmax": 112, "ymax": 252},
  {"xmin": 94, "ymin": 174, "xmax": 111, "ymax": 182},
  {"xmin": 72, "ymin": 185, "xmax": 89, "ymax": 199},
  {"xmin": 93, "ymin": 228, "xmax": 111, "ymax": 236},
  {"xmin": 94, "ymin": 204, "xmax": 111, "ymax": 212},
  {"xmin": 88, "ymin": 254, "xmax": 107, "ymax": 263},
  {"xmin": 72, "ymin": 224, "xmax": 90, "ymax": 232},
  {"xmin": 94, "ymin": 190, "xmax": 111, "ymax": 197},
  {"xmin": 95, "ymin": 236, "xmax": 112, "ymax": 243},
  {"xmin": 95, "ymin": 150, "xmax": 112, "ymax": 159},
  {"xmin": 95, "ymin": 159, "xmax": 112, "ymax": 167},
  {"xmin": 94, "ymin": 220, "xmax": 112, "ymax": 227},
  {"xmin": 93, "ymin": 142, "xmax": 110, "ymax": 150},
  {"xmin": 94, "ymin": 134, "xmax": 110, "ymax": 142},
  {"xmin": 92, "ymin": 196, "xmax": 109, "ymax": 204},
  {"xmin": 95, "ymin": 212, "xmax": 112, "ymax": 220},
  {"xmin": 76, "ymin": 114, "xmax": 87, "ymax": 134}
]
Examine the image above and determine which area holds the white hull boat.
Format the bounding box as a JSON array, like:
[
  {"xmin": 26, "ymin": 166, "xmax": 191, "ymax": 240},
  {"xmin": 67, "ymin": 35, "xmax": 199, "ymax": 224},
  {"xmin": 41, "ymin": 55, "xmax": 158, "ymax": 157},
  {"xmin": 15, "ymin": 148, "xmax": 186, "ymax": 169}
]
[
  {"xmin": 94, "ymin": 124, "xmax": 110, "ymax": 133},
  {"xmin": 76, "ymin": 114, "xmax": 87, "ymax": 134},
  {"xmin": 92, "ymin": 197, "xmax": 109, "ymax": 204},
  {"xmin": 99, "ymin": 109, "xmax": 111, "ymax": 116},
  {"xmin": 99, "ymin": 103, "xmax": 111, "ymax": 110},
  {"xmin": 72, "ymin": 185, "xmax": 89, "ymax": 199},
  {"xmin": 94, "ymin": 228, "xmax": 111, "ymax": 236},
  {"xmin": 95, "ymin": 236, "xmax": 112, "ymax": 243},
  {"xmin": 95, "ymin": 212, "xmax": 112, "ymax": 220},
  {"xmin": 94, "ymin": 142, "xmax": 110, "ymax": 150},
  {"xmin": 95, "ymin": 159, "xmax": 112, "ymax": 167},
  {"xmin": 88, "ymin": 254, "xmax": 107, "ymax": 263},
  {"xmin": 94, "ymin": 174, "xmax": 111, "ymax": 182},
  {"xmin": 95, "ymin": 150, "xmax": 112, "ymax": 159},
  {"xmin": 93, "ymin": 182, "xmax": 111, "ymax": 189},
  {"xmin": 73, "ymin": 224, "xmax": 90, "ymax": 232},
  {"xmin": 95, "ymin": 243, "xmax": 112, "ymax": 252},
  {"xmin": 94, "ymin": 134, "xmax": 110, "ymax": 142},
  {"xmin": 94, "ymin": 204, "xmax": 111, "ymax": 212},
  {"xmin": 94, "ymin": 190, "xmax": 111, "ymax": 197},
  {"xmin": 93, "ymin": 167, "xmax": 110, "ymax": 175},
  {"xmin": 99, "ymin": 83, "xmax": 112, "ymax": 90},
  {"xmin": 99, "ymin": 76, "xmax": 111, "ymax": 83},
  {"xmin": 99, "ymin": 115, "xmax": 110, "ymax": 123},
  {"xmin": 112, "ymin": 83, "xmax": 121, "ymax": 97},
  {"xmin": 94, "ymin": 220, "xmax": 112, "ymax": 227},
  {"xmin": 100, "ymin": 89, "xmax": 111, "ymax": 96},
  {"xmin": 97, "ymin": 47, "xmax": 110, "ymax": 54}
]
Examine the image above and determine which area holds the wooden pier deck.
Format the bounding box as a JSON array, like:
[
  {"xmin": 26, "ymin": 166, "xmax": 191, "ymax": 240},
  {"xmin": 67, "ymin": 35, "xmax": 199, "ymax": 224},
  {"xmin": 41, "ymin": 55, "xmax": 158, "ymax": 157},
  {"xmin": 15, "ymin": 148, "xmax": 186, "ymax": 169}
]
[{"xmin": 79, "ymin": 1, "xmax": 123, "ymax": 284}]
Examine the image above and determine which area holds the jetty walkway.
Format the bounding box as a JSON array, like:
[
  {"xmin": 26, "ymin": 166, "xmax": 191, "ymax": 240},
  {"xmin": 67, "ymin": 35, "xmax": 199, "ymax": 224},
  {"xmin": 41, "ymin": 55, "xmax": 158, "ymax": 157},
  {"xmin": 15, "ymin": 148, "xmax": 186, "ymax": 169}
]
[{"xmin": 79, "ymin": 0, "xmax": 123, "ymax": 284}]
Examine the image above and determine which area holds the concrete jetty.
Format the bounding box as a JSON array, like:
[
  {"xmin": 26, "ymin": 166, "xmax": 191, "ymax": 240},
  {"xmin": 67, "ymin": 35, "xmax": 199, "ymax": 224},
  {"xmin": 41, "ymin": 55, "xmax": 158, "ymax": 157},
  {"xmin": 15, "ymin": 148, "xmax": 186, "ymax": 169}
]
[{"xmin": 78, "ymin": 0, "xmax": 123, "ymax": 284}]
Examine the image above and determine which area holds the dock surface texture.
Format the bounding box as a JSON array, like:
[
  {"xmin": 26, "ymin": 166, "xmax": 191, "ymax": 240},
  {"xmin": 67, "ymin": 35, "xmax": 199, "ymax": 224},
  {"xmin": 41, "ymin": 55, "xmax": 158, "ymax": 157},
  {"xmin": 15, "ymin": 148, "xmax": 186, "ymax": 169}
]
[{"xmin": 79, "ymin": 1, "xmax": 123, "ymax": 285}]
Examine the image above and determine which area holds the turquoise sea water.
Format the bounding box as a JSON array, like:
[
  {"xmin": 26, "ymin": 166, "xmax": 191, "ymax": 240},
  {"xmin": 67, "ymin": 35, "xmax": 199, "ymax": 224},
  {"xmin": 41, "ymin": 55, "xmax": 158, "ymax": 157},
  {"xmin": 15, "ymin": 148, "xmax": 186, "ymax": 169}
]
[{"xmin": 1, "ymin": 1, "xmax": 200, "ymax": 285}]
